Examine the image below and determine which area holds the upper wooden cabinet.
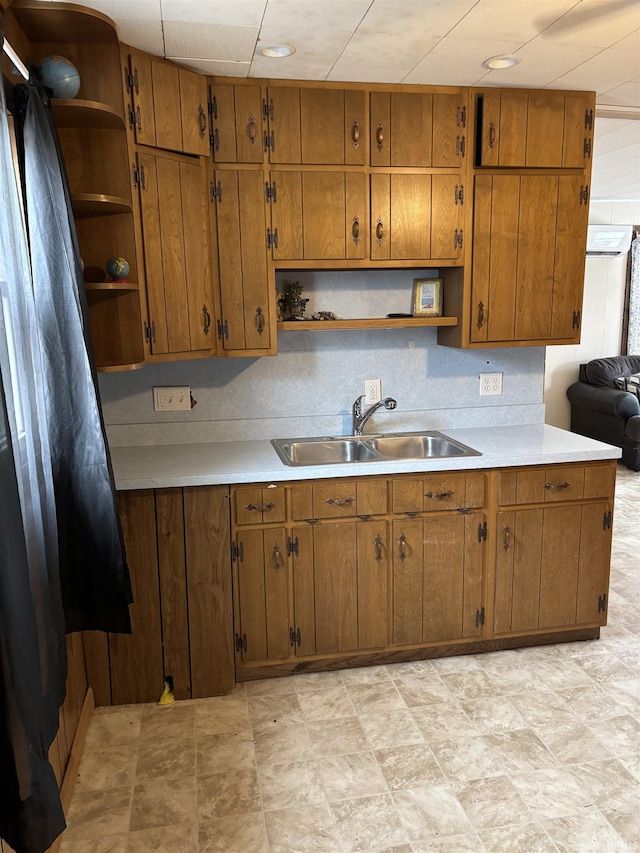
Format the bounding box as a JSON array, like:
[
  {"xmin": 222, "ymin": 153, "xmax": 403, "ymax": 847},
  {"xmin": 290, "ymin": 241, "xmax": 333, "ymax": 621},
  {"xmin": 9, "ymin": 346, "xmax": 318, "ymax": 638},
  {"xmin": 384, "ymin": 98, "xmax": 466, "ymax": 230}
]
[
  {"xmin": 476, "ymin": 89, "xmax": 595, "ymax": 169},
  {"xmin": 210, "ymin": 83, "xmax": 366, "ymax": 166},
  {"xmin": 125, "ymin": 49, "xmax": 210, "ymax": 157},
  {"xmin": 370, "ymin": 90, "xmax": 468, "ymax": 167}
]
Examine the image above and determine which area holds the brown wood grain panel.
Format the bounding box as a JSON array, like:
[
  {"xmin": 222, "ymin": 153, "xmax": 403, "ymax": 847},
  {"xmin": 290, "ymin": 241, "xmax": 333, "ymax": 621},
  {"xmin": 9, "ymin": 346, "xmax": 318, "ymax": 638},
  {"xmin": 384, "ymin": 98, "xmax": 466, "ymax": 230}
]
[
  {"xmin": 263, "ymin": 528, "xmax": 291, "ymax": 660},
  {"xmin": 271, "ymin": 170, "xmax": 303, "ymax": 261},
  {"xmin": 344, "ymin": 89, "xmax": 365, "ymax": 166},
  {"xmin": 370, "ymin": 91, "xmax": 390, "ymax": 167},
  {"xmin": 290, "ymin": 483, "xmax": 314, "ymax": 520},
  {"xmin": 422, "ymin": 474, "xmax": 466, "ymax": 511},
  {"xmin": 313, "ymin": 524, "xmax": 358, "ymax": 654},
  {"xmin": 235, "ymin": 487, "xmax": 287, "ymax": 525},
  {"xmin": 109, "ymin": 490, "xmax": 163, "ymax": 704},
  {"xmin": 392, "ymin": 478, "xmax": 423, "ymax": 514},
  {"xmin": 526, "ymin": 93, "xmax": 564, "ymax": 167},
  {"xmin": 423, "ymin": 515, "xmax": 464, "ymax": 642},
  {"xmin": 71, "ymin": 632, "xmax": 88, "ymax": 704},
  {"xmin": 576, "ymin": 503, "xmax": 612, "ymax": 626},
  {"xmin": 302, "ymin": 172, "xmax": 346, "ymax": 259},
  {"xmin": 487, "ymin": 174, "xmax": 520, "ymax": 341},
  {"xmin": 180, "ymin": 158, "xmax": 214, "ymax": 352},
  {"xmin": 313, "ymin": 482, "xmax": 358, "ymax": 518},
  {"xmin": 58, "ymin": 128, "xmax": 130, "ymax": 199},
  {"xmin": 539, "ymin": 506, "xmax": 581, "ymax": 628},
  {"xmin": 179, "ymin": 68, "xmax": 209, "ymax": 156},
  {"xmin": 130, "ymin": 51, "xmax": 156, "ymax": 146},
  {"xmin": 151, "ymin": 60, "xmax": 182, "ymax": 153},
  {"xmin": 138, "ymin": 153, "xmax": 169, "ymax": 353},
  {"xmin": 563, "ymin": 93, "xmax": 594, "ymax": 168},
  {"xmin": 234, "ymin": 85, "xmax": 263, "ymax": 164},
  {"xmin": 293, "ymin": 526, "xmax": 316, "ymax": 656},
  {"xmin": 60, "ymin": 635, "xmax": 80, "ymax": 772},
  {"xmin": 470, "ymin": 174, "xmax": 492, "ymax": 342},
  {"xmin": 514, "ymin": 468, "xmax": 547, "ymax": 504},
  {"xmin": 584, "ymin": 462, "xmax": 616, "ymax": 500},
  {"xmin": 214, "ymin": 170, "xmax": 245, "ymax": 349},
  {"xmin": 301, "ymin": 88, "xmax": 345, "ymax": 164},
  {"xmin": 236, "ymin": 529, "xmax": 268, "ymax": 662},
  {"xmin": 156, "ymin": 155, "xmax": 190, "ymax": 352},
  {"xmin": 184, "ymin": 486, "xmax": 233, "ymax": 697},
  {"xmin": 479, "ymin": 91, "xmax": 500, "ymax": 167},
  {"xmin": 156, "ymin": 489, "xmax": 191, "ymax": 698},
  {"xmin": 551, "ymin": 174, "xmax": 588, "ymax": 340},
  {"xmin": 543, "ymin": 465, "xmax": 585, "ymax": 501},
  {"xmin": 463, "ymin": 513, "xmax": 485, "ymax": 638},
  {"xmin": 357, "ymin": 522, "xmax": 388, "ymax": 649},
  {"xmin": 391, "ymin": 92, "xmax": 432, "ymax": 167},
  {"xmin": 357, "ymin": 477, "xmax": 388, "ymax": 516},
  {"xmin": 210, "ymin": 83, "xmax": 237, "ymax": 162},
  {"xmin": 269, "ymin": 86, "xmax": 301, "ymax": 164},
  {"xmin": 370, "ymin": 172, "xmax": 390, "ymax": 261},
  {"xmin": 465, "ymin": 473, "xmax": 486, "ymax": 509},
  {"xmin": 392, "ymin": 519, "xmax": 423, "ymax": 645},
  {"xmin": 511, "ymin": 509, "xmax": 544, "ymax": 631},
  {"xmin": 345, "ymin": 171, "xmax": 366, "ymax": 260},
  {"xmin": 496, "ymin": 91, "xmax": 527, "ymax": 166},
  {"xmin": 432, "ymin": 92, "xmax": 465, "ymax": 167},
  {"xmin": 431, "ymin": 174, "xmax": 460, "ymax": 260},
  {"xmin": 516, "ymin": 175, "xmax": 558, "ymax": 341},
  {"xmin": 238, "ymin": 169, "xmax": 271, "ymax": 349},
  {"xmin": 82, "ymin": 629, "xmax": 111, "ymax": 706},
  {"xmin": 493, "ymin": 510, "xmax": 515, "ymax": 633},
  {"xmin": 390, "ymin": 173, "xmax": 431, "ymax": 260}
]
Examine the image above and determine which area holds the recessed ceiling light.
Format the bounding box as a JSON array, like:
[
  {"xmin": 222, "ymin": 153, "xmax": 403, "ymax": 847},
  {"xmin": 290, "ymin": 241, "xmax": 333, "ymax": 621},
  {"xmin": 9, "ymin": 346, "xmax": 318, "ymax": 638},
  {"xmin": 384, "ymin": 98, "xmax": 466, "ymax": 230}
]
[
  {"xmin": 260, "ymin": 44, "xmax": 296, "ymax": 58},
  {"xmin": 483, "ymin": 54, "xmax": 520, "ymax": 70}
]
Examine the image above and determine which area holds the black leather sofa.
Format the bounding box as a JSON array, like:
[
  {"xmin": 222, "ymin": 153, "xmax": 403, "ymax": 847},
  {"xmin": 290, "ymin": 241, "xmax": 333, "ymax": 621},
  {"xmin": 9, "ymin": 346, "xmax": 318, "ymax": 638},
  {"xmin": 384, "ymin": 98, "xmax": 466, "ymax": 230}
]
[{"xmin": 567, "ymin": 355, "xmax": 640, "ymax": 471}]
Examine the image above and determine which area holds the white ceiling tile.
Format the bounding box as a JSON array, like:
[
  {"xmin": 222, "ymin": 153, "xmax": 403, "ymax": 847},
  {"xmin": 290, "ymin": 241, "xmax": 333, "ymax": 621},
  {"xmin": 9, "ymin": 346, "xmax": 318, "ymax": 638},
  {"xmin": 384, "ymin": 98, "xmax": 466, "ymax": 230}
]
[
  {"xmin": 535, "ymin": 0, "xmax": 640, "ymax": 48},
  {"xmin": 161, "ymin": 0, "xmax": 267, "ymax": 27},
  {"xmin": 169, "ymin": 57, "xmax": 251, "ymax": 77},
  {"xmin": 358, "ymin": 0, "xmax": 478, "ymax": 39},
  {"xmin": 261, "ymin": 0, "xmax": 371, "ymax": 32},
  {"xmin": 446, "ymin": 0, "xmax": 577, "ymax": 42},
  {"xmin": 163, "ymin": 21, "xmax": 259, "ymax": 61},
  {"xmin": 251, "ymin": 26, "xmax": 351, "ymax": 80},
  {"xmin": 552, "ymin": 48, "xmax": 640, "ymax": 95},
  {"xmin": 116, "ymin": 19, "xmax": 165, "ymax": 55},
  {"xmin": 477, "ymin": 42, "xmax": 598, "ymax": 89},
  {"xmin": 597, "ymin": 80, "xmax": 640, "ymax": 108},
  {"xmin": 74, "ymin": 0, "xmax": 161, "ymax": 21},
  {"xmin": 327, "ymin": 32, "xmax": 440, "ymax": 84},
  {"xmin": 403, "ymin": 36, "xmax": 523, "ymax": 86}
]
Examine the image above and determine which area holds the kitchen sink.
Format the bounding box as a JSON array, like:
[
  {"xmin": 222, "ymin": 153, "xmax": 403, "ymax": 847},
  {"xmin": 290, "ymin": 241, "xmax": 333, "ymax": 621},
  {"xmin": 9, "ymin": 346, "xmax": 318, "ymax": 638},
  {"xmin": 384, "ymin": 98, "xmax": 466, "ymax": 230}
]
[{"xmin": 271, "ymin": 431, "xmax": 481, "ymax": 467}]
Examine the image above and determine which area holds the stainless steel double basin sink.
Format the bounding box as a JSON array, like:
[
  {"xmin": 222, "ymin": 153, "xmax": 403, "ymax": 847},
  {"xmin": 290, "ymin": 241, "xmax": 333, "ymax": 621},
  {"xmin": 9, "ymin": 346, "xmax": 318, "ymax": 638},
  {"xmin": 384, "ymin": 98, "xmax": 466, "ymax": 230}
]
[{"xmin": 271, "ymin": 431, "xmax": 481, "ymax": 467}]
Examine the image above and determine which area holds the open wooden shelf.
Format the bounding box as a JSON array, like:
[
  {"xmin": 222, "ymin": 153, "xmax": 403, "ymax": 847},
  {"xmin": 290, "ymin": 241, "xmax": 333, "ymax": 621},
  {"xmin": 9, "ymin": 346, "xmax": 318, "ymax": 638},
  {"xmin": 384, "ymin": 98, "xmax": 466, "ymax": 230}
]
[
  {"xmin": 277, "ymin": 316, "xmax": 458, "ymax": 331},
  {"xmin": 85, "ymin": 281, "xmax": 138, "ymax": 292},
  {"xmin": 52, "ymin": 99, "xmax": 124, "ymax": 129},
  {"xmin": 71, "ymin": 193, "xmax": 131, "ymax": 217}
]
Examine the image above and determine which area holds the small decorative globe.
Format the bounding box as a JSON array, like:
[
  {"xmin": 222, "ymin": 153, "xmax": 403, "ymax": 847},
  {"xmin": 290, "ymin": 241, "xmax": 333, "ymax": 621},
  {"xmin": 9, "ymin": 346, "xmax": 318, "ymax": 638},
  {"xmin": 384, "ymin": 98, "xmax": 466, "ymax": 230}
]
[
  {"xmin": 40, "ymin": 55, "xmax": 81, "ymax": 99},
  {"xmin": 106, "ymin": 256, "xmax": 130, "ymax": 282}
]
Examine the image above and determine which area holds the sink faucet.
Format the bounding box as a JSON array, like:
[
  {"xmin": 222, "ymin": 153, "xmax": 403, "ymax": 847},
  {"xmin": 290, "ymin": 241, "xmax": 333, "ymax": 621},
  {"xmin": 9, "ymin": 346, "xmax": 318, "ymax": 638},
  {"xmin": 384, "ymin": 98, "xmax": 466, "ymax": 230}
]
[{"xmin": 352, "ymin": 395, "xmax": 397, "ymax": 436}]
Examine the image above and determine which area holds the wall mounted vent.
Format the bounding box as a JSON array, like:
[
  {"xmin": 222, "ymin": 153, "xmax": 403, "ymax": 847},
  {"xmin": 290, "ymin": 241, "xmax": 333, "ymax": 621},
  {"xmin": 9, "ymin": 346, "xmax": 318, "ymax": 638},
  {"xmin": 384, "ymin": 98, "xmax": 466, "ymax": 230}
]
[{"xmin": 586, "ymin": 224, "xmax": 633, "ymax": 257}]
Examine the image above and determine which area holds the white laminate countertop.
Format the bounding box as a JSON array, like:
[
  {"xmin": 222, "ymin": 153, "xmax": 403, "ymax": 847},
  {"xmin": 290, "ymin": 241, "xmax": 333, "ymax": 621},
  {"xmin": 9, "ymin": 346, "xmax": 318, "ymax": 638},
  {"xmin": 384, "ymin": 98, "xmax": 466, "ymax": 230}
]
[{"xmin": 110, "ymin": 424, "xmax": 621, "ymax": 490}]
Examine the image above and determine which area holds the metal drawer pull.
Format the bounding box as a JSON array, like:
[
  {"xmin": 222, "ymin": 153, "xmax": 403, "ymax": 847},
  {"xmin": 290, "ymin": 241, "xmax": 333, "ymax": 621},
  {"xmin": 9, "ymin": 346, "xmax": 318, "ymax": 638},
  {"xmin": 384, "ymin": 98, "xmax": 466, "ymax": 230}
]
[
  {"xmin": 544, "ymin": 481, "xmax": 570, "ymax": 491},
  {"xmin": 247, "ymin": 115, "xmax": 257, "ymax": 145},
  {"xmin": 352, "ymin": 216, "xmax": 360, "ymax": 244},
  {"xmin": 477, "ymin": 301, "xmax": 485, "ymax": 329},
  {"xmin": 503, "ymin": 525, "xmax": 511, "ymax": 551},
  {"xmin": 198, "ymin": 105, "xmax": 207, "ymax": 138},
  {"xmin": 326, "ymin": 496, "xmax": 355, "ymax": 506},
  {"xmin": 398, "ymin": 533, "xmax": 407, "ymax": 561},
  {"xmin": 246, "ymin": 502, "xmax": 276, "ymax": 512},
  {"xmin": 255, "ymin": 307, "xmax": 265, "ymax": 334},
  {"xmin": 273, "ymin": 544, "xmax": 281, "ymax": 572},
  {"xmin": 202, "ymin": 304, "xmax": 211, "ymax": 334},
  {"xmin": 425, "ymin": 490, "xmax": 454, "ymax": 499},
  {"xmin": 375, "ymin": 123, "xmax": 384, "ymax": 150},
  {"xmin": 374, "ymin": 534, "xmax": 383, "ymax": 562},
  {"xmin": 488, "ymin": 123, "xmax": 496, "ymax": 149},
  {"xmin": 351, "ymin": 120, "xmax": 360, "ymax": 147},
  {"xmin": 375, "ymin": 219, "xmax": 384, "ymax": 244}
]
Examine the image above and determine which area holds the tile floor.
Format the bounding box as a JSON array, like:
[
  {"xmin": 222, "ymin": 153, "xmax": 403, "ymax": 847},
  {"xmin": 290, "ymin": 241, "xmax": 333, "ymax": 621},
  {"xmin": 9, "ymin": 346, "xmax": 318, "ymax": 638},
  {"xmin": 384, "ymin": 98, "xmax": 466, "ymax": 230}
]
[{"xmin": 61, "ymin": 466, "xmax": 639, "ymax": 853}]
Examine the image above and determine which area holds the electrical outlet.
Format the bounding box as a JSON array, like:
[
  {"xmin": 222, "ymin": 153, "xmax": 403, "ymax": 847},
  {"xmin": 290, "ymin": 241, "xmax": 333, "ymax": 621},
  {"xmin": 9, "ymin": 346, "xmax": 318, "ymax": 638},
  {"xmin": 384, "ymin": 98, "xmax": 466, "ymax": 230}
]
[
  {"xmin": 153, "ymin": 386, "xmax": 192, "ymax": 411},
  {"xmin": 365, "ymin": 379, "xmax": 382, "ymax": 405},
  {"xmin": 479, "ymin": 373, "xmax": 503, "ymax": 396}
]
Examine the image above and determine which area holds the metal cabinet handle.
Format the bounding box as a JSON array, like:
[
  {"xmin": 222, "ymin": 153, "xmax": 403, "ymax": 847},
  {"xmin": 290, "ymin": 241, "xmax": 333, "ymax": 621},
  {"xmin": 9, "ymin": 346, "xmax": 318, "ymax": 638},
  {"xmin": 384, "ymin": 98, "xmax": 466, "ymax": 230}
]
[
  {"xmin": 545, "ymin": 481, "xmax": 570, "ymax": 491},
  {"xmin": 351, "ymin": 120, "xmax": 360, "ymax": 147},
  {"xmin": 273, "ymin": 544, "xmax": 282, "ymax": 572},
  {"xmin": 326, "ymin": 496, "xmax": 355, "ymax": 506},
  {"xmin": 248, "ymin": 115, "xmax": 257, "ymax": 146},
  {"xmin": 255, "ymin": 307, "xmax": 265, "ymax": 334},
  {"xmin": 198, "ymin": 104, "xmax": 206, "ymax": 139},
  {"xmin": 374, "ymin": 534, "xmax": 383, "ymax": 562},
  {"xmin": 488, "ymin": 123, "xmax": 496, "ymax": 149},
  {"xmin": 503, "ymin": 525, "xmax": 511, "ymax": 551},
  {"xmin": 246, "ymin": 502, "xmax": 276, "ymax": 512},
  {"xmin": 398, "ymin": 533, "xmax": 407, "ymax": 561},
  {"xmin": 375, "ymin": 123, "xmax": 384, "ymax": 150},
  {"xmin": 477, "ymin": 302, "xmax": 485, "ymax": 329},
  {"xmin": 352, "ymin": 217, "xmax": 360, "ymax": 245},
  {"xmin": 425, "ymin": 490, "xmax": 454, "ymax": 500},
  {"xmin": 375, "ymin": 219, "xmax": 384, "ymax": 245},
  {"xmin": 203, "ymin": 304, "xmax": 211, "ymax": 335}
]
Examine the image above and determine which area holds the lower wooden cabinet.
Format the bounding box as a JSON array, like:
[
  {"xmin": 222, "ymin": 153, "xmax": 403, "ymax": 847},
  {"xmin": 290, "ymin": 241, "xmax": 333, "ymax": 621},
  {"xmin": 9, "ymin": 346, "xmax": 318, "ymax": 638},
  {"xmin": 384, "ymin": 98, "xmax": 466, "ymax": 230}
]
[{"xmin": 84, "ymin": 486, "xmax": 233, "ymax": 705}]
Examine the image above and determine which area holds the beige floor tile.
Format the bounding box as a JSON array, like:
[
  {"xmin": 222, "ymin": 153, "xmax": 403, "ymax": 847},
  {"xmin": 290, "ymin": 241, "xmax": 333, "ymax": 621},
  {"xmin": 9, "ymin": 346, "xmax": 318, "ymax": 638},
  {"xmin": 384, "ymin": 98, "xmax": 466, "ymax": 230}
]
[
  {"xmin": 411, "ymin": 834, "xmax": 484, "ymax": 853},
  {"xmin": 126, "ymin": 821, "xmax": 198, "ymax": 852},
  {"xmin": 297, "ymin": 683, "xmax": 357, "ymax": 722},
  {"xmin": 393, "ymin": 782, "xmax": 473, "ymax": 841},
  {"xmin": 64, "ymin": 786, "xmax": 133, "ymax": 842},
  {"xmin": 264, "ymin": 804, "xmax": 340, "ymax": 853},
  {"xmin": 196, "ymin": 732, "xmax": 256, "ymax": 775},
  {"xmin": 375, "ymin": 743, "xmax": 445, "ymax": 790},
  {"xmin": 572, "ymin": 652, "xmax": 636, "ymax": 683},
  {"xmin": 84, "ymin": 706, "xmax": 143, "ymax": 749},
  {"xmin": 391, "ymin": 673, "xmax": 452, "ymax": 707},
  {"xmin": 459, "ymin": 695, "xmax": 527, "ymax": 733},
  {"xmin": 439, "ymin": 670, "xmax": 503, "ymax": 700},
  {"xmin": 307, "ymin": 716, "xmax": 369, "ymax": 756},
  {"xmin": 253, "ymin": 720, "xmax": 315, "ymax": 766},
  {"xmin": 293, "ymin": 670, "xmax": 345, "ymax": 692},
  {"xmin": 482, "ymin": 729, "xmax": 558, "ymax": 773},
  {"xmin": 509, "ymin": 689, "xmax": 576, "ymax": 728},
  {"xmin": 135, "ymin": 733, "xmax": 196, "ymax": 780},
  {"xmin": 584, "ymin": 713, "xmax": 640, "ymax": 759},
  {"xmin": 198, "ymin": 813, "xmax": 268, "ymax": 853},
  {"xmin": 247, "ymin": 691, "xmax": 304, "ymax": 727},
  {"xmin": 330, "ymin": 793, "xmax": 409, "ymax": 851},
  {"xmin": 341, "ymin": 664, "xmax": 392, "ymax": 685},
  {"xmin": 385, "ymin": 659, "xmax": 437, "ymax": 678},
  {"xmin": 196, "ymin": 769, "xmax": 261, "ymax": 820},
  {"xmin": 453, "ymin": 773, "xmax": 531, "ymax": 830},
  {"xmin": 429, "ymin": 735, "xmax": 502, "ymax": 781},
  {"xmin": 533, "ymin": 718, "xmax": 613, "ymax": 765},
  {"xmin": 59, "ymin": 833, "xmax": 128, "ymax": 853},
  {"xmin": 244, "ymin": 677, "xmax": 295, "ymax": 697},
  {"xmin": 509, "ymin": 767, "xmax": 593, "ymax": 820},
  {"xmin": 316, "ymin": 750, "xmax": 388, "ymax": 801},
  {"xmin": 410, "ymin": 700, "xmax": 478, "ymax": 742},
  {"xmin": 194, "ymin": 693, "xmax": 251, "ymax": 737},
  {"xmin": 359, "ymin": 708, "xmax": 425, "ymax": 750},
  {"xmin": 75, "ymin": 743, "xmax": 137, "ymax": 792},
  {"xmin": 479, "ymin": 822, "xmax": 558, "ymax": 852},
  {"xmin": 565, "ymin": 756, "xmax": 640, "ymax": 807},
  {"xmin": 138, "ymin": 702, "xmax": 195, "ymax": 741},
  {"xmin": 542, "ymin": 805, "xmax": 630, "ymax": 852},
  {"xmin": 526, "ymin": 658, "xmax": 595, "ymax": 690},
  {"xmin": 482, "ymin": 664, "xmax": 551, "ymax": 696},
  {"xmin": 346, "ymin": 681, "xmax": 406, "ymax": 715},
  {"xmin": 429, "ymin": 655, "xmax": 483, "ymax": 673},
  {"xmin": 555, "ymin": 683, "xmax": 635, "ymax": 721},
  {"xmin": 257, "ymin": 759, "xmax": 327, "ymax": 811},
  {"xmin": 129, "ymin": 777, "xmax": 197, "ymax": 832}
]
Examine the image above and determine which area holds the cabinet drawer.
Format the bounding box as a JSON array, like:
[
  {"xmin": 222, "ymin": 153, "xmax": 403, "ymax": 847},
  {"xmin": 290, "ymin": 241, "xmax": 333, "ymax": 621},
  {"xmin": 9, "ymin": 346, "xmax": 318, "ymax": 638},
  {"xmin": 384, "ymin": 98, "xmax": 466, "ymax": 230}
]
[
  {"xmin": 498, "ymin": 463, "xmax": 614, "ymax": 506},
  {"xmin": 291, "ymin": 478, "xmax": 387, "ymax": 520},
  {"xmin": 234, "ymin": 486, "xmax": 286, "ymax": 525},
  {"xmin": 392, "ymin": 473, "xmax": 484, "ymax": 514}
]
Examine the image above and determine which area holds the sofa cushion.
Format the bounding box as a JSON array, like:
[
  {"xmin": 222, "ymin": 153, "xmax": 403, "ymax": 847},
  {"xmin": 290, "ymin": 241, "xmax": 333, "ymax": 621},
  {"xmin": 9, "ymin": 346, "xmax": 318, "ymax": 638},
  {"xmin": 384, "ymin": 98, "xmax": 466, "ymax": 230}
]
[
  {"xmin": 586, "ymin": 355, "xmax": 640, "ymax": 387},
  {"xmin": 615, "ymin": 373, "xmax": 640, "ymax": 399}
]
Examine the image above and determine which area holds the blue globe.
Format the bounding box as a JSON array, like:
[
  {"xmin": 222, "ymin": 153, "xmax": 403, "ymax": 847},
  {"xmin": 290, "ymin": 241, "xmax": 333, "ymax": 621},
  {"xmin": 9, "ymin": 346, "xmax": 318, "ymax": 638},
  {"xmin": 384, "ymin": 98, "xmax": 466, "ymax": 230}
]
[
  {"xmin": 106, "ymin": 257, "xmax": 130, "ymax": 281},
  {"xmin": 40, "ymin": 55, "xmax": 81, "ymax": 99}
]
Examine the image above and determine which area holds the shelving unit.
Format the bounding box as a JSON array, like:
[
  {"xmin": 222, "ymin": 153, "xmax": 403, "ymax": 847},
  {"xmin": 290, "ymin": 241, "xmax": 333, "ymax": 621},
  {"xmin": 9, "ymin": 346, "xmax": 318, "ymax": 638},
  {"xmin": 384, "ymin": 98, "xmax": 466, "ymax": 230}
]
[{"xmin": 277, "ymin": 316, "xmax": 458, "ymax": 331}]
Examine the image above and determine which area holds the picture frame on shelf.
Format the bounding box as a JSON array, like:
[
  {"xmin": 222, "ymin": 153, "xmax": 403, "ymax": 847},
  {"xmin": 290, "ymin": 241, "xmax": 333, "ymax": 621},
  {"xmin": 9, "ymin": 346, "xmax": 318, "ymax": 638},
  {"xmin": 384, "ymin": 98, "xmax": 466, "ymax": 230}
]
[{"xmin": 412, "ymin": 278, "xmax": 442, "ymax": 317}]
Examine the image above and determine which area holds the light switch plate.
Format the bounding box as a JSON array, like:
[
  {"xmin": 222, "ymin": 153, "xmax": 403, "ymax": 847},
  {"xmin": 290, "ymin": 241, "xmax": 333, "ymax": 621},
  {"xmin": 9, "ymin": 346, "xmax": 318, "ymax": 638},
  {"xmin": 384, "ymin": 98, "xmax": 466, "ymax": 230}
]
[{"xmin": 153, "ymin": 386, "xmax": 191, "ymax": 411}]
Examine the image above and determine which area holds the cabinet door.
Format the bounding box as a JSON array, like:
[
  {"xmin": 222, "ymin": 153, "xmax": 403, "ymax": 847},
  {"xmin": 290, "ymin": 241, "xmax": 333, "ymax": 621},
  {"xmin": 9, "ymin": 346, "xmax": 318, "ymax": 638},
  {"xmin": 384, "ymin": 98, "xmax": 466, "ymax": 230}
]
[
  {"xmin": 432, "ymin": 92, "xmax": 467, "ymax": 167},
  {"xmin": 479, "ymin": 90, "xmax": 527, "ymax": 167},
  {"xmin": 233, "ymin": 528, "xmax": 290, "ymax": 663},
  {"xmin": 267, "ymin": 86, "xmax": 302, "ymax": 164},
  {"xmin": 300, "ymin": 88, "xmax": 365, "ymax": 166},
  {"xmin": 392, "ymin": 519, "xmax": 424, "ymax": 645},
  {"xmin": 357, "ymin": 522, "xmax": 389, "ymax": 650},
  {"xmin": 562, "ymin": 93, "xmax": 595, "ymax": 168},
  {"xmin": 370, "ymin": 91, "xmax": 433, "ymax": 167},
  {"xmin": 179, "ymin": 68, "xmax": 210, "ymax": 157},
  {"xmin": 525, "ymin": 93, "xmax": 564, "ymax": 168},
  {"xmin": 551, "ymin": 175, "xmax": 588, "ymax": 339},
  {"xmin": 138, "ymin": 152, "xmax": 214, "ymax": 355},
  {"xmin": 151, "ymin": 60, "xmax": 182, "ymax": 153},
  {"xmin": 129, "ymin": 51, "xmax": 156, "ymax": 147},
  {"xmin": 211, "ymin": 83, "xmax": 263, "ymax": 163},
  {"xmin": 310, "ymin": 524, "xmax": 359, "ymax": 654},
  {"xmin": 431, "ymin": 174, "xmax": 463, "ymax": 260},
  {"xmin": 213, "ymin": 169, "xmax": 271, "ymax": 352},
  {"xmin": 494, "ymin": 503, "xmax": 612, "ymax": 634}
]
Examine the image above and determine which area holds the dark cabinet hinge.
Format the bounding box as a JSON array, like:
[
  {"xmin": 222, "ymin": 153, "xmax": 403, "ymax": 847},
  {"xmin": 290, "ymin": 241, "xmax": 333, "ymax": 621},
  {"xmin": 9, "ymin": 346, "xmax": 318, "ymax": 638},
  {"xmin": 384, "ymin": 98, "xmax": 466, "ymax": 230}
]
[
  {"xmin": 603, "ymin": 510, "xmax": 612, "ymax": 530},
  {"xmin": 583, "ymin": 137, "xmax": 592, "ymax": 158},
  {"xmin": 475, "ymin": 607, "xmax": 485, "ymax": 628},
  {"xmin": 209, "ymin": 94, "xmax": 217, "ymax": 119},
  {"xmin": 266, "ymin": 227, "xmax": 279, "ymax": 250},
  {"xmin": 263, "ymin": 130, "xmax": 275, "ymax": 151},
  {"xmin": 231, "ymin": 541, "xmax": 244, "ymax": 563},
  {"xmin": 572, "ymin": 310, "xmax": 581, "ymax": 330},
  {"xmin": 211, "ymin": 127, "xmax": 219, "ymax": 152},
  {"xmin": 457, "ymin": 105, "xmax": 467, "ymax": 128},
  {"xmin": 287, "ymin": 536, "xmax": 299, "ymax": 557},
  {"xmin": 123, "ymin": 64, "xmax": 133, "ymax": 93},
  {"xmin": 235, "ymin": 633, "xmax": 247, "ymax": 653},
  {"xmin": 454, "ymin": 229, "xmax": 463, "ymax": 249},
  {"xmin": 585, "ymin": 108, "xmax": 593, "ymax": 130},
  {"xmin": 598, "ymin": 593, "xmax": 607, "ymax": 613},
  {"xmin": 217, "ymin": 318, "xmax": 229, "ymax": 340},
  {"xmin": 455, "ymin": 184, "xmax": 464, "ymax": 205},
  {"xmin": 144, "ymin": 321, "xmax": 156, "ymax": 345},
  {"xmin": 580, "ymin": 185, "xmax": 589, "ymax": 205},
  {"xmin": 262, "ymin": 97, "xmax": 274, "ymax": 120},
  {"xmin": 210, "ymin": 180, "xmax": 222, "ymax": 202},
  {"xmin": 456, "ymin": 134, "xmax": 466, "ymax": 157},
  {"xmin": 289, "ymin": 626, "xmax": 301, "ymax": 647},
  {"xmin": 265, "ymin": 181, "xmax": 277, "ymax": 203},
  {"xmin": 126, "ymin": 103, "xmax": 135, "ymax": 130},
  {"xmin": 478, "ymin": 521, "xmax": 487, "ymax": 542}
]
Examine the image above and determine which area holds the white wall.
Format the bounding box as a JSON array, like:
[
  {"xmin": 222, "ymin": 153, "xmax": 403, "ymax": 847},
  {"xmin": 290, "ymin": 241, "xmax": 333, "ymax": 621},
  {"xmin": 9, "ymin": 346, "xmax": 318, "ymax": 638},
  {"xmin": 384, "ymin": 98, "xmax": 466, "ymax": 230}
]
[{"xmin": 544, "ymin": 200, "xmax": 640, "ymax": 429}]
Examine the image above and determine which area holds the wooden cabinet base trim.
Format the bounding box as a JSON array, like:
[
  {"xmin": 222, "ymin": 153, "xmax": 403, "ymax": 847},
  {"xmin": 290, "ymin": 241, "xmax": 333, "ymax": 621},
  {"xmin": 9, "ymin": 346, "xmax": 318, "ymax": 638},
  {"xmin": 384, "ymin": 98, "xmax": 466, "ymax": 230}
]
[{"xmin": 235, "ymin": 627, "xmax": 600, "ymax": 680}]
